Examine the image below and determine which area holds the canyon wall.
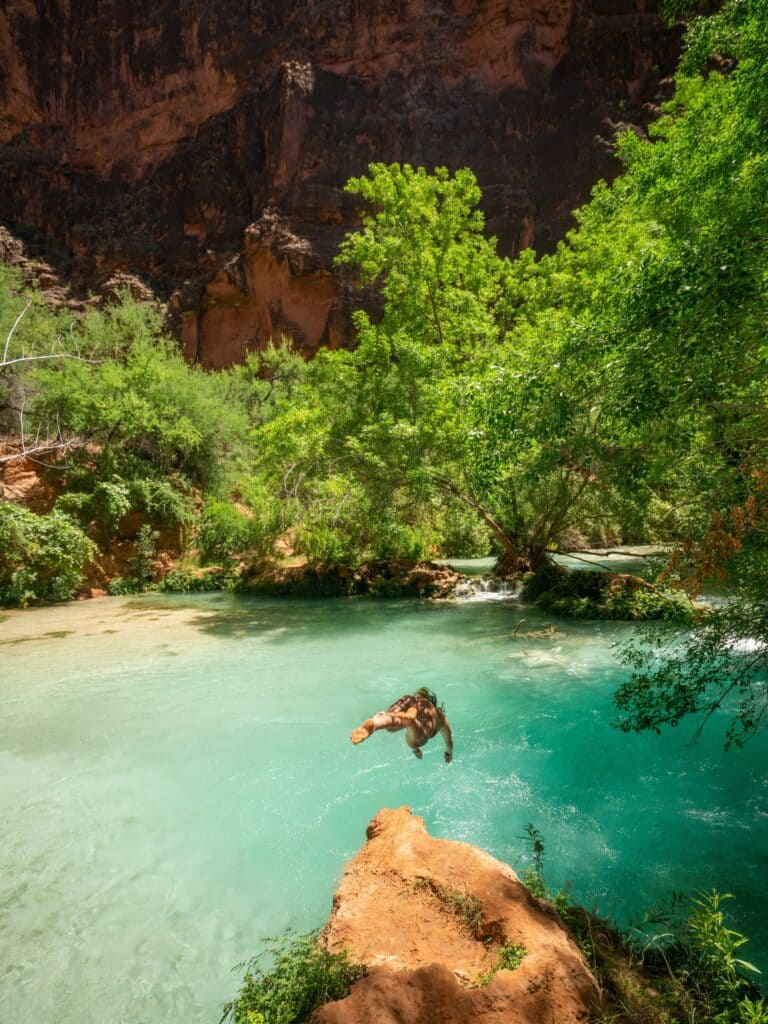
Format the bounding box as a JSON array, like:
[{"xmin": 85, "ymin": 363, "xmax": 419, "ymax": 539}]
[{"xmin": 0, "ymin": 1, "xmax": 680, "ymax": 365}]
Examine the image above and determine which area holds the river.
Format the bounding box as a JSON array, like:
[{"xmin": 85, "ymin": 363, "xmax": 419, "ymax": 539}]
[{"xmin": 2, "ymin": 591, "xmax": 767, "ymax": 1022}]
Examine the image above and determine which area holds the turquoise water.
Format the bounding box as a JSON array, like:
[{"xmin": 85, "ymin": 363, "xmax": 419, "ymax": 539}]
[{"xmin": 2, "ymin": 593, "xmax": 767, "ymax": 1023}]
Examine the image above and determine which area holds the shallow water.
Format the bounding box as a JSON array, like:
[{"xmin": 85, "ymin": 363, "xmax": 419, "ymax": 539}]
[{"xmin": 2, "ymin": 594, "xmax": 767, "ymax": 1023}]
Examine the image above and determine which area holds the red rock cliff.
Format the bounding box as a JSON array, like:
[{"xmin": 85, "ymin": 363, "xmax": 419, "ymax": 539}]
[
  {"xmin": 315, "ymin": 806, "xmax": 598, "ymax": 1023},
  {"xmin": 0, "ymin": 1, "xmax": 680, "ymax": 365}
]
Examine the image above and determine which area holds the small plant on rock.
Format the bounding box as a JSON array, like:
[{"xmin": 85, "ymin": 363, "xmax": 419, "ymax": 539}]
[
  {"xmin": 477, "ymin": 942, "xmax": 528, "ymax": 986},
  {"xmin": 222, "ymin": 929, "xmax": 365, "ymax": 1024},
  {"xmin": 413, "ymin": 877, "xmax": 484, "ymax": 935}
]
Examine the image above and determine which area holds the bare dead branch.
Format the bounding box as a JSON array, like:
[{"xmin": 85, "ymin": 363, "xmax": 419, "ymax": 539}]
[
  {"xmin": 0, "ymin": 352, "xmax": 100, "ymax": 369},
  {"xmin": 2, "ymin": 299, "xmax": 32, "ymax": 363},
  {"xmin": 0, "ymin": 438, "xmax": 87, "ymax": 465}
]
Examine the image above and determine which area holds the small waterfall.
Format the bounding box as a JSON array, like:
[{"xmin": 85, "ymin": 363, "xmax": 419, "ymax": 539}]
[{"xmin": 453, "ymin": 575, "xmax": 520, "ymax": 602}]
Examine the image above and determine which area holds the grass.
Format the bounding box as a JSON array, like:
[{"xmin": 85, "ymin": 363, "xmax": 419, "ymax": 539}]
[
  {"xmin": 413, "ymin": 877, "xmax": 485, "ymax": 935},
  {"xmin": 222, "ymin": 929, "xmax": 365, "ymax": 1024}
]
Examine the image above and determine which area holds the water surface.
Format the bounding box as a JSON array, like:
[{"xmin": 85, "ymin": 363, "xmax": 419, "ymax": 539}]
[{"xmin": 2, "ymin": 594, "xmax": 767, "ymax": 1023}]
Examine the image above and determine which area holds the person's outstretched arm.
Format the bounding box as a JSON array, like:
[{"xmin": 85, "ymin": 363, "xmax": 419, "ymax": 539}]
[
  {"xmin": 350, "ymin": 706, "xmax": 417, "ymax": 744},
  {"xmin": 440, "ymin": 716, "xmax": 454, "ymax": 763}
]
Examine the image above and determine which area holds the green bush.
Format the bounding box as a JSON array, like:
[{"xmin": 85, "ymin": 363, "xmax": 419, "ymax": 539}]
[
  {"xmin": 370, "ymin": 520, "xmax": 431, "ymax": 561},
  {"xmin": 200, "ymin": 498, "xmax": 278, "ymax": 564},
  {"xmin": 222, "ymin": 929, "xmax": 365, "ymax": 1024},
  {"xmin": 56, "ymin": 475, "xmax": 193, "ymax": 533},
  {"xmin": 0, "ymin": 503, "xmax": 95, "ymax": 606},
  {"xmin": 157, "ymin": 568, "xmax": 236, "ymax": 593},
  {"xmin": 518, "ymin": 826, "xmax": 768, "ymax": 1024},
  {"xmin": 630, "ymin": 890, "xmax": 768, "ymax": 1024},
  {"xmin": 523, "ymin": 564, "xmax": 695, "ymax": 623},
  {"xmin": 56, "ymin": 483, "xmax": 130, "ymax": 530},
  {"xmin": 127, "ymin": 524, "xmax": 159, "ymax": 583},
  {"xmin": 623, "ymin": 586, "xmax": 696, "ymax": 624},
  {"xmin": 295, "ymin": 523, "xmax": 357, "ymax": 566},
  {"xmin": 106, "ymin": 524, "xmax": 160, "ymax": 595},
  {"xmin": 107, "ymin": 576, "xmax": 148, "ymax": 596}
]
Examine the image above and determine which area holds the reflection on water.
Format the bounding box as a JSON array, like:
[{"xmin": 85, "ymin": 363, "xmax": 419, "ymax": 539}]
[{"xmin": 1, "ymin": 593, "xmax": 767, "ymax": 1024}]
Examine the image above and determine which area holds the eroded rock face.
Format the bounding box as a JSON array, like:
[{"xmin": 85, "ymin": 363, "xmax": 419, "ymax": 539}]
[
  {"xmin": 316, "ymin": 806, "xmax": 598, "ymax": 1023},
  {"xmin": 0, "ymin": 1, "xmax": 680, "ymax": 364}
]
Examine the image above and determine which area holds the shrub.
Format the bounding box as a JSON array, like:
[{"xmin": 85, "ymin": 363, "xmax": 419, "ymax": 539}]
[
  {"xmin": 200, "ymin": 498, "xmax": 278, "ymax": 564},
  {"xmin": 56, "ymin": 475, "xmax": 193, "ymax": 533},
  {"xmin": 628, "ymin": 890, "xmax": 768, "ymax": 1024},
  {"xmin": 523, "ymin": 564, "xmax": 695, "ymax": 623},
  {"xmin": 158, "ymin": 568, "xmax": 236, "ymax": 593},
  {"xmin": 295, "ymin": 523, "xmax": 357, "ymax": 566},
  {"xmin": 107, "ymin": 576, "xmax": 148, "ymax": 596},
  {"xmin": 222, "ymin": 929, "xmax": 365, "ymax": 1024},
  {"xmin": 126, "ymin": 477, "xmax": 194, "ymax": 525},
  {"xmin": 518, "ymin": 826, "xmax": 768, "ymax": 1024},
  {"xmin": 0, "ymin": 503, "xmax": 95, "ymax": 606},
  {"xmin": 624, "ymin": 587, "xmax": 696, "ymax": 624}
]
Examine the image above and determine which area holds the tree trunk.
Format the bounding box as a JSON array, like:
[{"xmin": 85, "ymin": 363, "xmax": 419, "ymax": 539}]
[{"xmin": 493, "ymin": 546, "xmax": 551, "ymax": 578}]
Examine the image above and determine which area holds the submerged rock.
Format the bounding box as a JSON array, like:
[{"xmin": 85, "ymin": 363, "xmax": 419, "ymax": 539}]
[{"xmin": 316, "ymin": 806, "xmax": 598, "ymax": 1024}]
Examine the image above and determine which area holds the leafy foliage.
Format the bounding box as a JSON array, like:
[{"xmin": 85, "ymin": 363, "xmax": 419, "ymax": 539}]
[
  {"xmin": 477, "ymin": 943, "xmax": 527, "ymax": 986},
  {"xmin": 0, "ymin": 276, "xmax": 301, "ymax": 599},
  {"xmin": 524, "ymin": 565, "xmax": 695, "ymax": 623},
  {"xmin": 222, "ymin": 930, "xmax": 365, "ymax": 1024},
  {"xmin": 629, "ymin": 890, "xmax": 768, "ymax": 1024},
  {"xmin": 199, "ymin": 497, "xmax": 281, "ymax": 565},
  {"xmin": 615, "ymin": 573, "xmax": 768, "ymax": 748},
  {"xmin": 519, "ymin": 827, "xmax": 767, "ymax": 1023},
  {"xmin": 0, "ymin": 502, "xmax": 94, "ymax": 606}
]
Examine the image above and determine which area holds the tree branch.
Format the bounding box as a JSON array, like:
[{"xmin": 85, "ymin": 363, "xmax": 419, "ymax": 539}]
[
  {"xmin": 435, "ymin": 475, "xmax": 518, "ymax": 556},
  {"xmin": 2, "ymin": 300, "xmax": 32, "ymax": 363},
  {"xmin": 0, "ymin": 352, "xmax": 100, "ymax": 369}
]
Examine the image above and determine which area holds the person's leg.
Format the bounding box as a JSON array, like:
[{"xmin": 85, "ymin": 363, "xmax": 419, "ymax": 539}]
[
  {"xmin": 405, "ymin": 725, "xmax": 425, "ymax": 758},
  {"xmin": 350, "ymin": 706, "xmax": 417, "ymax": 744}
]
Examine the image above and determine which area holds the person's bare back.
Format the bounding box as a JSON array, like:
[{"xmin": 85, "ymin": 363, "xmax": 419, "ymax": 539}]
[{"xmin": 350, "ymin": 687, "xmax": 453, "ymax": 762}]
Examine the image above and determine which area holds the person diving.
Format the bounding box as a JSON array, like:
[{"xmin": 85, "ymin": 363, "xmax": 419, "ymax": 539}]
[{"xmin": 350, "ymin": 687, "xmax": 453, "ymax": 762}]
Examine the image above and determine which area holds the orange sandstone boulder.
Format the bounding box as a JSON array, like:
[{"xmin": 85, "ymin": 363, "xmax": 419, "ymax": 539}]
[{"xmin": 315, "ymin": 806, "xmax": 598, "ymax": 1024}]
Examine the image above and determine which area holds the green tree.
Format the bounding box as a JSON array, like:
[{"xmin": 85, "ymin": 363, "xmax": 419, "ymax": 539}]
[
  {"xmin": 602, "ymin": 0, "xmax": 768, "ymax": 744},
  {"xmin": 261, "ymin": 164, "xmax": 640, "ymax": 569}
]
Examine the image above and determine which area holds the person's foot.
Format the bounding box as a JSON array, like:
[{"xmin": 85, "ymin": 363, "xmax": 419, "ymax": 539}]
[{"xmin": 350, "ymin": 720, "xmax": 374, "ymax": 744}]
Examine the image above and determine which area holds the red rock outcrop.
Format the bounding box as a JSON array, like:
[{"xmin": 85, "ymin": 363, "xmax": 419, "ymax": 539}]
[
  {"xmin": 315, "ymin": 806, "xmax": 598, "ymax": 1023},
  {"xmin": 0, "ymin": 442, "xmax": 65, "ymax": 512},
  {"xmin": 0, "ymin": 1, "xmax": 680, "ymax": 365}
]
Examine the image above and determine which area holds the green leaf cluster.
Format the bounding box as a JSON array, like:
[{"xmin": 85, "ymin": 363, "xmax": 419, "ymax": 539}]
[
  {"xmin": 222, "ymin": 930, "xmax": 365, "ymax": 1024},
  {"xmin": 0, "ymin": 502, "xmax": 95, "ymax": 606}
]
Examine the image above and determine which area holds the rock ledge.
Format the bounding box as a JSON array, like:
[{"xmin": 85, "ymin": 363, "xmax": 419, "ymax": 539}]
[{"xmin": 316, "ymin": 806, "xmax": 598, "ymax": 1024}]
